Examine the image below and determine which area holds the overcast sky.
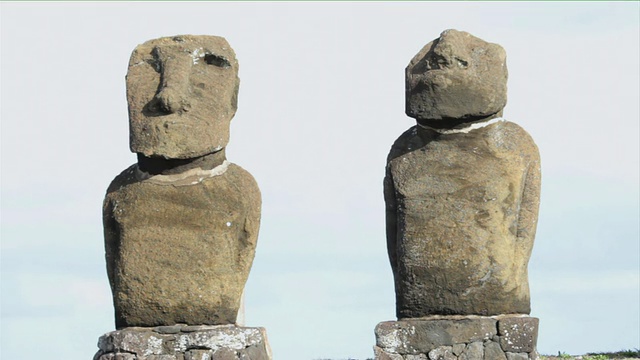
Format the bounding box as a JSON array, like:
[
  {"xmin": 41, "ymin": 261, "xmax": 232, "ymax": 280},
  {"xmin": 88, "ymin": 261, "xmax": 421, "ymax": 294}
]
[{"xmin": 1, "ymin": 2, "xmax": 638, "ymax": 360}]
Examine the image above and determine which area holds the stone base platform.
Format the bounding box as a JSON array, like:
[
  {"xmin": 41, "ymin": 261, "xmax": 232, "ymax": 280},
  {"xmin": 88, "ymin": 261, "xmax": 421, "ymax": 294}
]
[
  {"xmin": 374, "ymin": 315, "xmax": 539, "ymax": 360},
  {"xmin": 94, "ymin": 324, "xmax": 271, "ymax": 360}
]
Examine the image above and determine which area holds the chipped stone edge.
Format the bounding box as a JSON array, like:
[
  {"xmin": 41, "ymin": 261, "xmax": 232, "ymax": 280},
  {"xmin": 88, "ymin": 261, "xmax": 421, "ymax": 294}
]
[
  {"xmin": 417, "ymin": 117, "xmax": 505, "ymax": 134},
  {"xmin": 96, "ymin": 325, "xmax": 271, "ymax": 359},
  {"xmin": 374, "ymin": 315, "xmax": 539, "ymax": 360},
  {"xmin": 135, "ymin": 160, "xmax": 230, "ymax": 185}
]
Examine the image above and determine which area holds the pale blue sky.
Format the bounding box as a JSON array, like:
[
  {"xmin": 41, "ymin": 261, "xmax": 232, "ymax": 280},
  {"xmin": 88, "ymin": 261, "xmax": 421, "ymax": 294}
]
[{"xmin": 1, "ymin": 2, "xmax": 638, "ymax": 360}]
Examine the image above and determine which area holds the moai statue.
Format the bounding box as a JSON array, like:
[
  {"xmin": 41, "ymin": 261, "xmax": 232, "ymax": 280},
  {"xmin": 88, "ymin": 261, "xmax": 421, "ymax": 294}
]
[
  {"xmin": 375, "ymin": 30, "xmax": 541, "ymax": 360},
  {"xmin": 94, "ymin": 35, "xmax": 271, "ymax": 360}
]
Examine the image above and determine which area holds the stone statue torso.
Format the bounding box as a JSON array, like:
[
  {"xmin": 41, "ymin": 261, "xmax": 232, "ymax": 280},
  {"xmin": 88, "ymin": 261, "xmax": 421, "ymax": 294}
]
[
  {"xmin": 385, "ymin": 120, "xmax": 540, "ymax": 317},
  {"xmin": 104, "ymin": 162, "xmax": 261, "ymax": 328}
]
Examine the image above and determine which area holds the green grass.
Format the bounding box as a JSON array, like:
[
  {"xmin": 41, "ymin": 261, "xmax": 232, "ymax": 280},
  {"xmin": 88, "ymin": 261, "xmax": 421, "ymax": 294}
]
[
  {"xmin": 540, "ymin": 349, "xmax": 640, "ymax": 359},
  {"xmin": 584, "ymin": 355, "xmax": 610, "ymax": 360},
  {"xmin": 586, "ymin": 349, "xmax": 640, "ymax": 359}
]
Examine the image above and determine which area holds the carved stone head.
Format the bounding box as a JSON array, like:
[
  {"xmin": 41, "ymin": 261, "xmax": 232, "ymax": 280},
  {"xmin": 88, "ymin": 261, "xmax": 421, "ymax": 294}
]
[
  {"xmin": 406, "ymin": 29, "xmax": 507, "ymax": 121},
  {"xmin": 126, "ymin": 35, "xmax": 239, "ymax": 159}
]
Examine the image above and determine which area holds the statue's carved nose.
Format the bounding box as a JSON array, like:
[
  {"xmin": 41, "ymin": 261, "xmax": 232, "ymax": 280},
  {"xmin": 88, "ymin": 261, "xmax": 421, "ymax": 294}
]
[
  {"xmin": 148, "ymin": 46, "xmax": 193, "ymax": 114},
  {"xmin": 151, "ymin": 87, "xmax": 189, "ymax": 114}
]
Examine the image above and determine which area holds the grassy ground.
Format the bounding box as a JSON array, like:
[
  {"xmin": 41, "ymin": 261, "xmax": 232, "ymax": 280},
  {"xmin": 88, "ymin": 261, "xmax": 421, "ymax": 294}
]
[
  {"xmin": 320, "ymin": 349, "xmax": 640, "ymax": 360},
  {"xmin": 540, "ymin": 349, "xmax": 640, "ymax": 360}
]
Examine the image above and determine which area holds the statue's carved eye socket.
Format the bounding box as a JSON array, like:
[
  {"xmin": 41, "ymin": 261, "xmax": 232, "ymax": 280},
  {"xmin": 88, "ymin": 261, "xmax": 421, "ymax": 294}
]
[
  {"xmin": 145, "ymin": 58, "xmax": 161, "ymax": 73},
  {"xmin": 204, "ymin": 54, "xmax": 231, "ymax": 68},
  {"xmin": 455, "ymin": 57, "xmax": 468, "ymax": 68},
  {"xmin": 426, "ymin": 54, "xmax": 448, "ymax": 70}
]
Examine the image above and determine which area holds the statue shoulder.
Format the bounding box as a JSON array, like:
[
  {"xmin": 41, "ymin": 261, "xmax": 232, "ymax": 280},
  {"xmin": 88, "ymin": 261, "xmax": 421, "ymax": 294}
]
[
  {"xmin": 491, "ymin": 121, "xmax": 540, "ymax": 162},
  {"xmin": 387, "ymin": 126, "xmax": 420, "ymax": 164},
  {"xmin": 105, "ymin": 164, "xmax": 140, "ymax": 195},
  {"xmin": 223, "ymin": 162, "xmax": 262, "ymax": 202}
]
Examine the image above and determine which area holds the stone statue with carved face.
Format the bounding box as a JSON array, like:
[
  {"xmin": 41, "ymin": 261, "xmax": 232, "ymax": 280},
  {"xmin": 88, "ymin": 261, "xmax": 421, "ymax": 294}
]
[
  {"xmin": 384, "ymin": 30, "xmax": 541, "ymax": 318},
  {"xmin": 103, "ymin": 35, "xmax": 260, "ymax": 328}
]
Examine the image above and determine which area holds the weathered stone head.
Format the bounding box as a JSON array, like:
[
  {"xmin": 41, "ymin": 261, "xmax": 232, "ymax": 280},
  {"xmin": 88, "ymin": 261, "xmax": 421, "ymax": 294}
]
[
  {"xmin": 406, "ymin": 29, "xmax": 507, "ymax": 123},
  {"xmin": 127, "ymin": 35, "xmax": 239, "ymax": 159}
]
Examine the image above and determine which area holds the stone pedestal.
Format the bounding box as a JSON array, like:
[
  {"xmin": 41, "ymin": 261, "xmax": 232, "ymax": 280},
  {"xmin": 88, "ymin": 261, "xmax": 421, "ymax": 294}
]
[
  {"xmin": 374, "ymin": 315, "xmax": 538, "ymax": 360},
  {"xmin": 94, "ymin": 325, "xmax": 271, "ymax": 360}
]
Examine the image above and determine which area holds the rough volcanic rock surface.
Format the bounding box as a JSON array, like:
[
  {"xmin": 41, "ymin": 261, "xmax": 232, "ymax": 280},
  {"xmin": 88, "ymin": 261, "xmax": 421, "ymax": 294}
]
[
  {"xmin": 103, "ymin": 162, "xmax": 261, "ymax": 328},
  {"xmin": 94, "ymin": 325, "xmax": 271, "ymax": 360},
  {"xmin": 376, "ymin": 317, "xmax": 497, "ymax": 353},
  {"xmin": 126, "ymin": 35, "xmax": 240, "ymax": 159},
  {"xmin": 374, "ymin": 316, "xmax": 539, "ymax": 360},
  {"xmin": 405, "ymin": 29, "xmax": 508, "ymax": 121},
  {"xmin": 384, "ymin": 121, "xmax": 540, "ymax": 317}
]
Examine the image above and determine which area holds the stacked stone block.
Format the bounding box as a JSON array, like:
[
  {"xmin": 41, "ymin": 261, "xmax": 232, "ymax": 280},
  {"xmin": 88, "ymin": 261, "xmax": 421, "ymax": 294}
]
[
  {"xmin": 374, "ymin": 315, "xmax": 538, "ymax": 360},
  {"xmin": 375, "ymin": 316, "xmax": 539, "ymax": 360},
  {"xmin": 94, "ymin": 325, "xmax": 271, "ymax": 360}
]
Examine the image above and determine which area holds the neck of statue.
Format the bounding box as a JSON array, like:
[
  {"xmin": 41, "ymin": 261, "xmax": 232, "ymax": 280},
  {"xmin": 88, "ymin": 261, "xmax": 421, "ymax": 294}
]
[
  {"xmin": 137, "ymin": 149, "xmax": 227, "ymax": 176},
  {"xmin": 416, "ymin": 111, "xmax": 504, "ymax": 131}
]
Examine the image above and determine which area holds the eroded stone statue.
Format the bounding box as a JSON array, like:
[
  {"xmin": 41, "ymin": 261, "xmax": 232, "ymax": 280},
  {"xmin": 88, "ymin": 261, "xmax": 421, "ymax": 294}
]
[
  {"xmin": 384, "ymin": 29, "xmax": 541, "ymax": 318},
  {"xmin": 103, "ymin": 35, "xmax": 261, "ymax": 328}
]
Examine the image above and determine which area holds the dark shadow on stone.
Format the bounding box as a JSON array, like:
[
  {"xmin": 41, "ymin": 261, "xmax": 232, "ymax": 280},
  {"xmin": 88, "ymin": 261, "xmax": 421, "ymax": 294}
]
[
  {"xmin": 416, "ymin": 112, "xmax": 501, "ymax": 130},
  {"xmin": 137, "ymin": 149, "xmax": 226, "ymax": 175}
]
